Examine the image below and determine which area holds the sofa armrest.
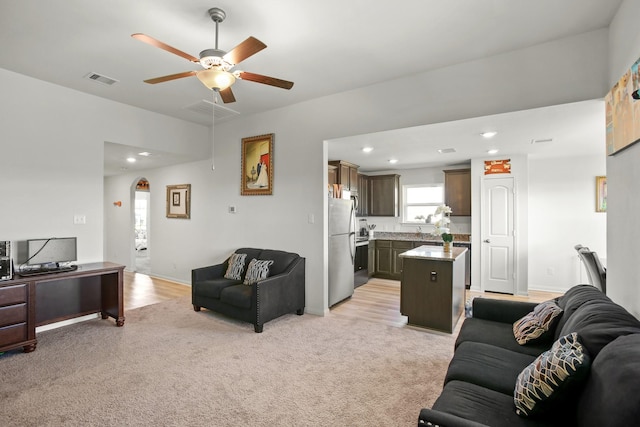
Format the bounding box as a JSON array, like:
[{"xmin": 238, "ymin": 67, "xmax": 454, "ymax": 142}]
[
  {"xmin": 418, "ymin": 408, "xmax": 488, "ymax": 427},
  {"xmin": 472, "ymin": 298, "xmax": 538, "ymax": 324},
  {"xmin": 192, "ymin": 263, "xmax": 227, "ymax": 283},
  {"xmin": 253, "ymin": 257, "xmax": 306, "ymax": 323}
]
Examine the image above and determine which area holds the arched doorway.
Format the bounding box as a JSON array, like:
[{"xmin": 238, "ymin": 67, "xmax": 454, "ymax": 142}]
[{"xmin": 134, "ymin": 178, "xmax": 150, "ymax": 274}]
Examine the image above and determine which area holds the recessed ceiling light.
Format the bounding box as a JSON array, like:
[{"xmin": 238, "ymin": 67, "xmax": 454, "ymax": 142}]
[
  {"xmin": 126, "ymin": 157, "xmax": 136, "ymax": 163},
  {"xmin": 481, "ymin": 131, "xmax": 498, "ymax": 138},
  {"xmin": 487, "ymin": 149, "xmax": 499, "ymax": 155},
  {"xmin": 388, "ymin": 159, "xmax": 398, "ymax": 164},
  {"xmin": 138, "ymin": 151, "xmax": 152, "ymax": 156},
  {"xmin": 362, "ymin": 147, "xmax": 373, "ymax": 153}
]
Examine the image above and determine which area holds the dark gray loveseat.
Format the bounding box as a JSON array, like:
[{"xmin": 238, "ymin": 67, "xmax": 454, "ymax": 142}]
[
  {"xmin": 419, "ymin": 285, "xmax": 640, "ymax": 426},
  {"xmin": 192, "ymin": 248, "xmax": 305, "ymax": 333}
]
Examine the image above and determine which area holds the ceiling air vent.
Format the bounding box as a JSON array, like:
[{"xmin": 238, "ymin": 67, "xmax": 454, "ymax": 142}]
[
  {"xmin": 438, "ymin": 148, "xmax": 457, "ymax": 154},
  {"xmin": 184, "ymin": 99, "xmax": 240, "ymax": 121},
  {"xmin": 84, "ymin": 72, "xmax": 119, "ymax": 86},
  {"xmin": 531, "ymin": 138, "xmax": 553, "ymax": 144}
]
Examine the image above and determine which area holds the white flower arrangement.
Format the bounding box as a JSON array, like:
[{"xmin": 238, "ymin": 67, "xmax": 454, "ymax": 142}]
[{"xmin": 432, "ymin": 204, "xmax": 453, "ymax": 242}]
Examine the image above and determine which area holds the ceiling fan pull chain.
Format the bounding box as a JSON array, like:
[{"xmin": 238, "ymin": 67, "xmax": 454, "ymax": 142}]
[{"xmin": 211, "ymin": 90, "xmax": 216, "ymax": 170}]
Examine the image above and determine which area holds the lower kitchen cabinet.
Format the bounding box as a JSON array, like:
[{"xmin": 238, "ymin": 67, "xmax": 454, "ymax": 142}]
[
  {"xmin": 368, "ymin": 241, "xmax": 375, "ymax": 278},
  {"xmin": 373, "ymin": 240, "xmax": 413, "ymax": 280}
]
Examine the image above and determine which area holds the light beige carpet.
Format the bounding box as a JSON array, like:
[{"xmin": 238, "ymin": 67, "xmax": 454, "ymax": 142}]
[{"xmin": 0, "ymin": 297, "xmax": 455, "ymax": 426}]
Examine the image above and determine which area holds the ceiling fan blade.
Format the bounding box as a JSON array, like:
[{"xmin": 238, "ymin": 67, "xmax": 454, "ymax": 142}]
[
  {"xmin": 223, "ymin": 37, "xmax": 267, "ymax": 65},
  {"xmin": 219, "ymin": 87, "xmax": 236, "ymax": 103},
  {"xmin": 237, "ymin": 71, "xmax": 294, "ymax": 90},
  {"xmin": 132, "ymin": 33, "xmax": 199, "ymax": 63},
  {"xmin": 144, "ymin": 71, "xmax": 196, "ymax": 84}
]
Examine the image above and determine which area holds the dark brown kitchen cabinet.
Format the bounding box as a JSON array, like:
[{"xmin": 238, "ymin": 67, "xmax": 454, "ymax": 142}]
[
  {"xmin": 328, "ymin": 164, "xmax": 337, "ymax": 186},
  {"xmin": 357, "ymin": 173, "xmax": 369, "ymax": 216},
  {"xmin": 328, "ymin": 160, "xmax": 359, "ymax": 192},
  {"xmin": 444, "ymin": 168, "xmax": 471, "ymax": 216},
  {"xmin": 368, "ymin": 174, "xmax": 400, "ymax": 217},
  {"xmin": 373, "ymin": 239, "xmax": 413, "ymax": 280},
  {"xmin": 368, "ymin": 241, "xmax": 375, "ymax": 277}
]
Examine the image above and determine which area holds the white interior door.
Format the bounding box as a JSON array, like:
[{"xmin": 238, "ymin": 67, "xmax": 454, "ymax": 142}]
[{"xmin": 481, "ymin": 177, "xmax": 515, "ymax": 294}]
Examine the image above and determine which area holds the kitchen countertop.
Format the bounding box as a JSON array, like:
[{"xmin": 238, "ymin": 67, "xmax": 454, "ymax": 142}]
[
  {"xmin": 398, "ymin": 245, "xmax": 467, "ymax": 261},
  {"xmin": 369, "ymin": 231, "xmax": 471, "ymax": 244}
]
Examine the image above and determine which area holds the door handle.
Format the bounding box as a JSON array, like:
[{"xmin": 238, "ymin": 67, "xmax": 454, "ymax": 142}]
[{"xmin": 483, "ymin": 239, "xmax": 491, "ymax": 243}]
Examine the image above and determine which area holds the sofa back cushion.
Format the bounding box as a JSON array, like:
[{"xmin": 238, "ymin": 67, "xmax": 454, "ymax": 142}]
[
  {"xmin": 577, "ymin": 333, "xmax": 640, "ymax": 426},
  {"xmin": 258, "ymin": 249, "xmax": 299, "ymax": 276},
  {"xmin": 554, "ymin": 285, "xmax": 610, "ymax": 340},
  {"xmin": 557, "ymin": 299, "xmax": 640, "ymax": 358}
]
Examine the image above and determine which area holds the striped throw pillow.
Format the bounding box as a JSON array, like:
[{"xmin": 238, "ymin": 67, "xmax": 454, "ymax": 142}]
[
  {"xmin": 224, "ymin": 253, "xmax": 247, "ymax": 280},
  {"xmin": 243, "ymin": 259, "xmax": 274, "ymax": 285}
]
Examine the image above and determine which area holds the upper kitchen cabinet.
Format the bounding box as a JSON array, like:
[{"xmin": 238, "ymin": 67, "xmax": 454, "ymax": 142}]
[
  {"xmin": 328, "ymin": 160, "xmax": 359, "ymax": 192},
  {"xmin": 328, "ymin": 164, "xmax": 337, "ymax": 186},
  {"xmin": 368, "ymin": 174, "xmax": 400, "ymax": 217},
  {"xmin": 357, "ymin": 173, "xmax": 369, "ymax": 216},
  {"xmin": 444, "ymin": 168, "xmax": 471, "ymax": 216}
]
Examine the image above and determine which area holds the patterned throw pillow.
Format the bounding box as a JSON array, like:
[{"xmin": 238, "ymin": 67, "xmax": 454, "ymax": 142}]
[
  {"xmin": 513, "ymin": 300, "xmax": 563, "ymax": 345},
  {"xmin": 243, "ymin": 259, "xmax": 274, "ymax": 285},
  {"xmin": 514, "ymin": 332, "xmax": 591, "ymax": 418},
  {"xmin": 224, "ymin": 253, "xmax": 247, "ymax": 280}
]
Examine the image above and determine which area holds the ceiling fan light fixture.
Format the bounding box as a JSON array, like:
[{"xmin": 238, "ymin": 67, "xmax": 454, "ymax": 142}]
[
  {"xmin": 197, "ymin": 69, "xmax": 236, "ymax": 91},
  {"xmin": 199, "ymin": 48, "xmax": 232, "ymax": 70}
]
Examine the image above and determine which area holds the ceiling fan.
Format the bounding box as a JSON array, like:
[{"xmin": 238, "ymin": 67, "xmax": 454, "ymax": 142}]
[{"xmin": 132, "ymin": 7, "xmax": 294, "ymax": 104}]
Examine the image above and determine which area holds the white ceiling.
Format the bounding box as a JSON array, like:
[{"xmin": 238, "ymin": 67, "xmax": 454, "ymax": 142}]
[{"xmin": 0, "ymin": 0, "xmax": 621, "ymax": 174}]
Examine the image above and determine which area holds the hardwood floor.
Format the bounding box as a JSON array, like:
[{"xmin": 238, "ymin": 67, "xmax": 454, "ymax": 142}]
[
  {"xmin": 330, "ymin": 277, "xmax": 563, "ymax": 330},
  {"xmin": 123, "ymin": 272, "xmax": 562, "ymax": 332},
  {"xmin": 124, "ymin": 271, "xmax": 190, "ymax": 311}
]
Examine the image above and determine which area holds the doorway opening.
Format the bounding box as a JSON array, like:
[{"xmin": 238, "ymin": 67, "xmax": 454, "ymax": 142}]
[{"xmin": 134, "ymin": 178, "xmax": 150, "ymax": 274}]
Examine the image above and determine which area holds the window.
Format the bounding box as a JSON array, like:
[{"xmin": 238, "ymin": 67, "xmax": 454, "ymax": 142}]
[{"xmin": 403, "ymin": 184, "xmax": 444, "ymax": 224}]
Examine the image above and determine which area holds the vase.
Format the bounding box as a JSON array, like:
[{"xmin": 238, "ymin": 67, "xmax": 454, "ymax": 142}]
[{"xmin": 443, "ymin": 241, "xmax": 453, "ymax": 253}]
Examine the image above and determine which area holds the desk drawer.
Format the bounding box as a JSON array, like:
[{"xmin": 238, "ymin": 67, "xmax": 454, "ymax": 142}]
[
  {"xmin": 0, "ymin": 283, "xmax": 27, "ymax": 306},
  {"xmin": 0, "ymin": 303, "xmax": 27, "ymax": 327},
  {"xmin": 0, "ymin": 322, "xmax": 27, "ymax": 345}
]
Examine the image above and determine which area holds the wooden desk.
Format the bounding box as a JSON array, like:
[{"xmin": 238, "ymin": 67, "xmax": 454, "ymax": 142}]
[
  {"xmin": 399, "ymin": 246, "xmax": 467, "ymax": 333},
  {"xmin": 0, "ymin": 262, "xmax": 125, "ymax": 353}
]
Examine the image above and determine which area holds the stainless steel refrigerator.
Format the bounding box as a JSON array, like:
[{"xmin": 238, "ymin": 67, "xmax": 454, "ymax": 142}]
[{"xmin": 328, "ymin": 197, "xmax": 355, "ymax": 306}]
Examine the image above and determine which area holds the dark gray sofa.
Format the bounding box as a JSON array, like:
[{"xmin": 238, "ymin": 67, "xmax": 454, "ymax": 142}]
[
  {"xmin": 418, "ymin": 285, "xmax": 640, "ymax": 426},
  {"xmin": 192, "ymin": 248, "xmax": 305, "ymax": 333}
]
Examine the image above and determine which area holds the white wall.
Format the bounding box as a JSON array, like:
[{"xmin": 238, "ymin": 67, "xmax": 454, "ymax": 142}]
[
  {"xmin": 528, "ymin": 155, "xmax": 607, "ymax": 292},
  {"xmin": 358, "ymin": 165, "xmax": 471, "ymax": 234},
  {"xmin": 102, "ymin": 28, "xmax": 609, "ymax": 315},
  {"xmin": 607, "ymin": 0, "xmax": 640, "ymax": 317},
  {"xmin": 0, "ymin": 68, "xmax": 209, "ymax": 265},
  {"xmin": 1, "ymin": 27, "xmax": 611, "ymax": 316}
]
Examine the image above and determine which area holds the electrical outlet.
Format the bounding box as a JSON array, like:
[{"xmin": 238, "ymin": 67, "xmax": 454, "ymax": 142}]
[{"xmin": 73, "ymin": 215, "xmax": 86, "ymax": 225}]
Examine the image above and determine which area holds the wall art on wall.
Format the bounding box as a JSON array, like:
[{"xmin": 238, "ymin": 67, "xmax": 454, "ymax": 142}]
[
  {"xmin": 596, "ymin": 176, "xmax": 607, "ymax": 213},
  {"xmin": 241, "ymin": 133, "xmax": 274, "ymax": 196},
  {"xmin": 605, "ymin": 55, "xmax": 640, "ymax": 155},
  {"xmin": 166, "ymin": 184, "xmax": 191, "ymax": 218},
  {"xmin": 484, "ymin": 159, "xmax": 511, "ymax": 175}
]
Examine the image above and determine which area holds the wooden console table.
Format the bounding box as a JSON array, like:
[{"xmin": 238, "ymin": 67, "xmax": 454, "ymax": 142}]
[
  {"xmin": 399, "ymin": 246, "xmax": 467, "ymax": 333},
  {"xmin": 0, "ymin": 262, "xmax": 125, "ymax": 354}
]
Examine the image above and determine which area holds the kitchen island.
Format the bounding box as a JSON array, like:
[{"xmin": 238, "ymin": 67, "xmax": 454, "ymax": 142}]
[{"xmin": 399, "ymin": 245, "xmax": 467, "ymax": 333}]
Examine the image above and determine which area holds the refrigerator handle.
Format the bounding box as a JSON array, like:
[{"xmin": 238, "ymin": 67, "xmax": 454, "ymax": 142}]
[{"xmin": 349, "ymin": 204, "xmax": 356, "ymax": 263}]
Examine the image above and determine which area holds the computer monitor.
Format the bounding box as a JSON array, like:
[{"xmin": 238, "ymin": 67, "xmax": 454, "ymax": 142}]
[{"xmin": 25, "ymin": 237, "xmax": 77, "ymax": 266}]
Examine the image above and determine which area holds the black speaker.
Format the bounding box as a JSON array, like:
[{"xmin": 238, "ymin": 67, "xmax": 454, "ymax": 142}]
[{"xmin": 0, "ymin": 241, "xmax": 12, "ymax": 280}]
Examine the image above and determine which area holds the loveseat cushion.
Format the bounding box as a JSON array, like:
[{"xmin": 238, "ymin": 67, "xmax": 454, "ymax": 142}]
[
  {"xmin": 513, "ymin": 300, "xmax": 563, "ymax": 345},
  {"xmin": 220, "ymin": 284, "xmax": 252, "ymax": 309},
  {"xmin": 514, "ymin": 332, "xmax": 590, "ymax": 420},
  {"xmin": 445, "ymin": 341, "xmax": 536, "ymax": 395},
  {"xmin": 557, "ymin": 298, "xmax": 640, "ymax": 358},
  {"xmin": 432, "ymin": 380, "xmax": 549, "ymax": 427},
  {"xmin": 577, "ymin": 334, "xmax": 640, "ymax": 426},
  {"xmin": 193, "ymin": 278, "xmax": 241, "ymax": 299},
  {"xmin": 259, "ymin": 249, "xmax": 298, "ymax": 276},
  {"xmin": 456, "ymin": 318, "xmax": 550, "ymax": 357}
]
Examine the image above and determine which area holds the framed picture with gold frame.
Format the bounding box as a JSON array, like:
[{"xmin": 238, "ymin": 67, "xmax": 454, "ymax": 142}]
[
  {"xmin": 595, "ymin": 176, "xmax": 607, "ymax": 213},
  {"xmin": 241, "ymin": 133, "xmax": 274, "ymax": 195},
  {"xmin": 166, "ymin": 184, "xmax": 191, "ymax": 218}
]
